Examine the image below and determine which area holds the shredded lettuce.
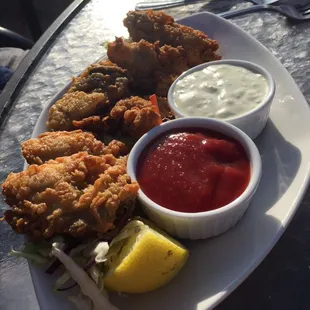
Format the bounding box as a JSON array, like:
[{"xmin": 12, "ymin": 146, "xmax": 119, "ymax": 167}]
[
  {"xmin": 53, "ymin": 271, "xmax": 71, "ymax": 291},
  {"xmin": 89, "ymin": 265, "xmax": 100, "ymax": 284},
  {"xmin": 8, "ymin": 242, "xmax": 52, "ymax": 264},
  {"xmin": 51, "ymin": 243, "xmax": 118, "ymax": 310},
  {"xmin": 22, "ymin": 242, "xmax": 51, "ymax": 258},
  {"xmin": 10, "ymin": 239, "xmax": 114, "ymax": 309},
  {"xmin": 89, "ymin": 265, "xmax": 108, "ymax": 297},
  {"xmin": 9, "ymin": 247, "xmax": 49, "ymax": 264},
  {"xmin": 98, "ymin": 272, "xmax": 109, "ymax": 297}
]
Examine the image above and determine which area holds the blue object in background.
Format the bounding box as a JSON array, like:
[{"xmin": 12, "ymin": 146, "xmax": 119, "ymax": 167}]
[{"xmin": 0, "ymin": 67, "xmax": 13, "ymax": 91}]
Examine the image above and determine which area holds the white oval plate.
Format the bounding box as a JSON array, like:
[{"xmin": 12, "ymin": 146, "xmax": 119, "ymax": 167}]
[{"xmin": 29, "ymin": 12, "xmax": 310, "ymax": 310}]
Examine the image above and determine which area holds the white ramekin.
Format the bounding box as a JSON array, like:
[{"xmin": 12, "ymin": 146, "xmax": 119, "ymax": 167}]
[
  {"xmin": 127, "ymin": 117, "xmax": 262, "ymax": 240},
  {"xmin": 167, "ymin": 59, "xmax": 276, "ymax": 140}
]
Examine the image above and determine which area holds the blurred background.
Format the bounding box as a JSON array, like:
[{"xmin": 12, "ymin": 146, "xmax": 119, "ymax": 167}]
[{"xmin": 1, "ymin": 0, "xmax": 73, "ymax": 42}]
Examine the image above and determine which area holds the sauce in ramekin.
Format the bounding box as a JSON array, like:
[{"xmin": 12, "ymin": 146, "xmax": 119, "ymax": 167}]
[
  {"xmin": 136, "ymin": 129, "xmax": 250, "ymax": 213},
  {"xmin": 173, "ymin": 64, "xmax": 268, "ymax": 119}
]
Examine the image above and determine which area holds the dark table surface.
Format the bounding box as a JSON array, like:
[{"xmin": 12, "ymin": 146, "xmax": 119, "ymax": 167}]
[{"xmin": 1, "ymin": 0, "xmax": 310, "ymax": 309}]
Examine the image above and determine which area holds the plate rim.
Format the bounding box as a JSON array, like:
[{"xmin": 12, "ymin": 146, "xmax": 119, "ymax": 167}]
[{"xmin": 177, "ymin": 12, "xmax": 310, "ymax": 309}]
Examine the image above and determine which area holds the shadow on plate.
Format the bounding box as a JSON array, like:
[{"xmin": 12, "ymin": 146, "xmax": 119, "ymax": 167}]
[
  {"xmin": 111, "ymin": 118, "xmax": 301, "ymax": 310},
  {"xmin": 254, "ymin": 118, "xmax": 301, "ymax": 209},
  {"xmin": 112, "ymin": 207, "xmax": 282, "ymax": 310},
  {"xmin": 217, "ymin": 191, "xmax": 310, "ymax": 309}
]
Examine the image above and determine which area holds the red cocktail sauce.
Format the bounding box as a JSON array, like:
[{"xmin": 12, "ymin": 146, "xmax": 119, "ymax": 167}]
[{"xmin": 136, "ymin": 129, "xmax": 250, "ymax": 213}]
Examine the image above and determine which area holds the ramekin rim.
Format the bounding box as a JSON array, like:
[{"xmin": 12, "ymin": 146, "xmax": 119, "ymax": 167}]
[
  {"xmin": 127, "ymin": 117, "xmax": 262, "ymax": 219},
  {"xmin": 167, "ymin": 59, "xmax": 276, "ymax": 121}
]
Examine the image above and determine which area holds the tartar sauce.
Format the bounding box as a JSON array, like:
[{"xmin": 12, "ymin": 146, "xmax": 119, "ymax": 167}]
[{"xmin": 173, "ymin": 64, "xmax": 269, "ymax": 119}]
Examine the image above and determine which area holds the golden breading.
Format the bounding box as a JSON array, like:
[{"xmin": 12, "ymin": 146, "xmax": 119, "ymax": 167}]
[
  {"xmin": 108, "ymin": 38, "xmax": 158, "ymax": 79},
  {"xmin": 123, "ymin": 10, "xmax": 221, "ymax": 67},
  {"xmin": 46, "ymin": 91, "xmax": 107, "ymax": 131},
  {"xmin": 107, "ymin": 37, "xmax": 188, "ymax": 96},
  {"xmin": 69, "ymin": 60, "xmax": 130, "ymax": 103},
  {"xmin": 73, "ymin": 96, "xmax": 162, "ymax": 138},
  {"xmin": 73, "ymin": 115, "xmax": 104, "ymax": 132},
  {"xmin": 22, "ymin": 130, "xmax": 106, "ymax": 165},
  {"xmin": 2, "ymin": 152, "xmax": 139, "ymax": 239},
  {"xmin": 104, "ymin": 96, "xmax": 162, "ymax": 138},
  {"xmin": 102, "ymin": 140, "xmax": 128, "ymax": 157},
  {"xmin": 107, "ymin": 38, "xmax": 158, "ymax": 95}
]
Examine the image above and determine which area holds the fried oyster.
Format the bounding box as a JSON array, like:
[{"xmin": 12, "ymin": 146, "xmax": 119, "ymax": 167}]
[
  {"xmin": 46, "ymin": 61, "xmax": 130, "ymax": 131},
  {"xmin": 74, "ymin": 96, "xmax": 162, "ymax": 138},
  {"xmin": 2, "ymin": 152, "xmax": 139, "ymax": 239},
  {"xmin": 123, "ymin": 10, "xmax": 221, "ymax": 67},
  {"xmin": 22, "ymin": 130, "xmax": 128, "ymax": 165},
  {"xmin": 104, "ymin": 96, "xmax": 162, "ymax": 137},
  {"xmin": 46, "ymin": 91, "xmax": 107, "ymax": 131},
  {"xmin": 22, "ymin": 130, "xmax": 105, "ymax": 165},
  {"xmin": 69, "ymin": 60, "xmax": 130, "ymax": 103},
  {"xmin": 107, "ymin": 37, "xmax": 188, "ymax": 96}
]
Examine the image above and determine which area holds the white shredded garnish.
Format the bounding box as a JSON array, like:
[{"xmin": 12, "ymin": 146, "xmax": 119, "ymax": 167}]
[
  {"xmin": 51, "ymin": 243, "xmax": 118, "ymax": 310},
  {"xmin": 52, "ymin": 242, "xmax": 65, "ymax": 252},
  {"xmin": 92, "ymin": 242, "xmax": 109, "ymax": 263}
]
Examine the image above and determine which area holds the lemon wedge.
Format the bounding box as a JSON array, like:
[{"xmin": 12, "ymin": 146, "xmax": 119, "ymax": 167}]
[{"xmin": 104, "ymin": 218, "xmax": 188, "ymax": 293}]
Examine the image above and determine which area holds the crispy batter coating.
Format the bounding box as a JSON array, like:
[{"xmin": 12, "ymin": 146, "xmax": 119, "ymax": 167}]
[
  {"xmin": 107, "ymin": 37, "xmax": 188, "ymax": 96},
  {"xmin": 73, "ymin": 115, "xmax": 104, "ymax": 132},
  {"xmin": 46, "ymin": 61, "xmax": 130, "ymax": 132},
  {"xmin": 108, "ymin": 38, "xmax": 158, "ymax": 79},
  {"xmin": 104, "ymin": 96, "xmax": 162, "ymax": 138},
  {"xmin": 46, "ymin": 91, "xmax": 107, "ymax": 131},
  {"xmin": 102, "ymin": 140, "xmax": 128, "ymax": 157},
  {"xmin": 74, "ymin": 96, "xmax": 162, "ymax": 138},
  {"xmin": 22, "ymin": 130, "xmax": 128, "ymax": 165},
  {"xmin": 156, "ymin": 43, "xmax": 188, "ymax": 74},
  {"xmin": 70, "ymin": 60, "xmax": 130, "ymax": 103},
  {"xmin": 123, "ymin": 10, "xmax": 221, "ymax": 67},
  {"xmin": 22, "ymin": 130, "xmax": 105, "ymax": 165},
  {"xmin": 2, "ymin": 152, "xmax": 139, "ymax": 239}
]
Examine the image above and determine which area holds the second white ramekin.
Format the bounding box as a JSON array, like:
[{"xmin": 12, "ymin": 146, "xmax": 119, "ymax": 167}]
[
  {"xmin": 127, "ymin": 117, "xmax": 262, "ymax": 240},
  {"xmin": 167, "ymin": 59, "xmax": 276, "ymax": 140}
]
